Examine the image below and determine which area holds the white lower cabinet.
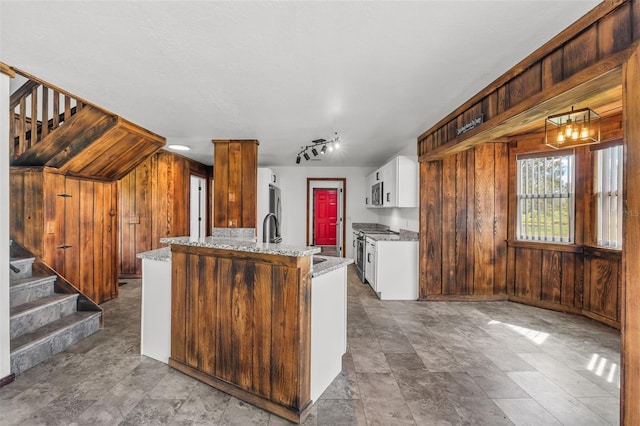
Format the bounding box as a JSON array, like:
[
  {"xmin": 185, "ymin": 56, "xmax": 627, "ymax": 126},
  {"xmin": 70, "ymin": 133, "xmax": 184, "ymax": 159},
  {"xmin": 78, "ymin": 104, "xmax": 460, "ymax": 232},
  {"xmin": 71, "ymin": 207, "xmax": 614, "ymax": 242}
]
[
  {"xmin": 365, "ymin": 238, "xmax": 376, "ymax": 290},
  {"xmin": 367, "ymin": 239, "xmax": 418, "ymax": 300}
]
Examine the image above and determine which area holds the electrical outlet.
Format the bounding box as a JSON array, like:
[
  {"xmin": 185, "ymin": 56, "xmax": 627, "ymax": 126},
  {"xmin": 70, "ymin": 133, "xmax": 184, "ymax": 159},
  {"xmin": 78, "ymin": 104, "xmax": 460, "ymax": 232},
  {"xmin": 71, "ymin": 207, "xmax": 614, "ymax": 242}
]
[{"xmin": 46, "ymin": 221, "xmax": 55, "ymax": 234}]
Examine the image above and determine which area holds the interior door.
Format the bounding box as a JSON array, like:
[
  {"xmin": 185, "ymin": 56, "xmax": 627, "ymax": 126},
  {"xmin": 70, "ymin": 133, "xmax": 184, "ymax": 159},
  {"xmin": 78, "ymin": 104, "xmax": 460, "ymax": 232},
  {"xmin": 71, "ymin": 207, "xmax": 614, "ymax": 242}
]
[
  {"xmin": 190, "ymin": 175, "xmax": 207, "ymax": 238},
  {"xmin": 314, "ymin": 189, "xmax": 337, "ymax": 246}
]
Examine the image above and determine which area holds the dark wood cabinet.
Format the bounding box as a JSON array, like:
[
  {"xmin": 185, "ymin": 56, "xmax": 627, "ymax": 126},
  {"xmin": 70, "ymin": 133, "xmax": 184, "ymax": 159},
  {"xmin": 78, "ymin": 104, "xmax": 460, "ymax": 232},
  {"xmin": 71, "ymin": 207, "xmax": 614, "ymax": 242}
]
[
  {"xmin": 10, "ymin": 167, "xmax": 118, "ymax": 303},
  {"xmin": 212, "ymin": 140, "xmax": 258, "ymax": 229}
]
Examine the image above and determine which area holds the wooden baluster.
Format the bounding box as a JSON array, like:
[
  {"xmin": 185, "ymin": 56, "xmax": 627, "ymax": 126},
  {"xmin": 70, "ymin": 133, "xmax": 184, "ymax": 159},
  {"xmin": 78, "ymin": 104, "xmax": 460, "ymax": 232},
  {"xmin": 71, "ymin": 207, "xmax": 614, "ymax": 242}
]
[
  {"xmin": 41, "ymin": 87, "xmax": 49, "ymax": 139},
  {"xmin": 76, "ymin": 99, "xmax": 83, "ymax": 113},
  {"xmin": 30, "ymin": 85, "xmax": 38, "ymax": 148},
  {"xmin": 18, "ymin": 97, "xmax": 26, "ymax": 157},
  {"xmin": 64, "ymin": 94, "xmax": 71, "ymax": 122},
  {"xmin": 52, "ymin": 90, "xmax": 59, "ymax": 129}
]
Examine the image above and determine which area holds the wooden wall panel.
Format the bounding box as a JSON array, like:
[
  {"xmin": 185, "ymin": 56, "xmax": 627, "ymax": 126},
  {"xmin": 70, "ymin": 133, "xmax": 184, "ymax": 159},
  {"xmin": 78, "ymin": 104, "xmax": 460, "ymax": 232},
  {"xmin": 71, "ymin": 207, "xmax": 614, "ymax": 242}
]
[
  {"xmin": 213, "ymin": 140, "xmax": 258, "ymax": 228},
  {"xmin": 454, "ymin": 152, "xmax": 468, "ymax": 295},
  {"xmin": 10, "ymin": 169, "xmax": 117, "ymax": 304},
  {"xmin": 118, "ymin": 151, "xmax": 211, "ymax": 278},
  {"xmin": 419, "ymin": 143, "xmax": 508, "ymax": 299},
  {"xmin": 441, "ymin": 155, "xmax": 456, "ymax": 295},
  {"xmin": 584, "ymin": 250, "xmax": 621, "ymax": 324},
  {"xmin": 473, "ymin": 144, "xmax": 496, "ymax": 295},
  {"xmin": 421, "ymin": 160, "xmax": 442, "ymax": 297}
]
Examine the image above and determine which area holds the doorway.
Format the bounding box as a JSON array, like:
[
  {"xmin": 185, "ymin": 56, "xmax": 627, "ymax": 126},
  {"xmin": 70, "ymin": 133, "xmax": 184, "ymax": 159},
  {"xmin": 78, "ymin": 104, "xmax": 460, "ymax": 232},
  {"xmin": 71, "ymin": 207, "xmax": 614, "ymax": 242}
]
[
  {"xmin": 307, "ymin": 178, "xmax": 346, "ymax": 257},
  {"xmin": 190, "ymin": 175, "xmax": 207, "ymax": 239}
]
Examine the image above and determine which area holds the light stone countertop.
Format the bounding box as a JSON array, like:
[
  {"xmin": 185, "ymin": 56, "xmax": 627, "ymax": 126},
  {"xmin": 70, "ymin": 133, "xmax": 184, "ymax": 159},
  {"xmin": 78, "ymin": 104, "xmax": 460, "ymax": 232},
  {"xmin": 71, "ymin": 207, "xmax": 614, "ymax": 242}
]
[
  {"xmin": 137, "ymin": 247, "xmax": 171, "ymax": 262},
  {"xmin": 136, "ymin": 246, "xmax": 351, "ymax": 278},
  {"xmin": 311, "ymin": 255, "xmax": 353, "ymax": 278},
  {"xmin": 159, "ymin": 236, "xmax": 321, "ymax": 257}
]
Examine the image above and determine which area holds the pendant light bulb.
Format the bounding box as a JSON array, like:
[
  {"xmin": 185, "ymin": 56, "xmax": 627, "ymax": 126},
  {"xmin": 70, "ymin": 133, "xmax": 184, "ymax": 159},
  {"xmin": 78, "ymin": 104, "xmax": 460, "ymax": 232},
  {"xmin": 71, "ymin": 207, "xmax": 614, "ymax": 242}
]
[
  {"xmin": 556, "ymin": 132, "xmax": 565, "ymax": 143},
  {"xmin": 321, "ymin": 145, "xmax": 327, "ymax": 154}
]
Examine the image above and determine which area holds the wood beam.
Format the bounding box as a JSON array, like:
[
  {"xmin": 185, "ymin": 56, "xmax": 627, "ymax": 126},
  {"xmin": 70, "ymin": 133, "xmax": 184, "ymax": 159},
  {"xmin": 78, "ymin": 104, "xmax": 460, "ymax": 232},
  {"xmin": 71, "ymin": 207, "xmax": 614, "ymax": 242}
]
[{"xmin": 421, "ymin": 59, "xmax": 625, "ymax": 162}]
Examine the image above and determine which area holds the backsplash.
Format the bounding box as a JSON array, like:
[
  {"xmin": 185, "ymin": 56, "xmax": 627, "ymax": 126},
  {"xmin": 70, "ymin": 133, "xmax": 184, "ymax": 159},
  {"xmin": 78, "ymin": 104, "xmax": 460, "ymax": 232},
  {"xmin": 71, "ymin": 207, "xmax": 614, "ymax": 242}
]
[{"xmin": 211, "ymin": 227, "xmax": 256, "ymax": 240}]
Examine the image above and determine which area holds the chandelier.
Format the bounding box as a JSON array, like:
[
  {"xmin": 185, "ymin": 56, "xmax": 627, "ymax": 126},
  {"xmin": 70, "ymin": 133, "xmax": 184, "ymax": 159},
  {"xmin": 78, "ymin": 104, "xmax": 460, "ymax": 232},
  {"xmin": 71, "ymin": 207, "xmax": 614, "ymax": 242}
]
[
  {"xmin": 544, "ymin": 106, "xmax": 600, "ymax": 149},
  {"xmin": 296, "ymin": 133, "xmax": 340, "ymax": 164}
]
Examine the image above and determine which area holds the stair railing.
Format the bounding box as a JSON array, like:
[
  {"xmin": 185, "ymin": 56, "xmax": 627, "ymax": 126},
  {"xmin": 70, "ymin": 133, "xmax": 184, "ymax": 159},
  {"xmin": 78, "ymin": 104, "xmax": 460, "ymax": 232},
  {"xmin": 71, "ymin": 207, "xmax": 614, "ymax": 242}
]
[{"xmin": 9, "ymin": 70, "xmax": 89, "ymax": 160}]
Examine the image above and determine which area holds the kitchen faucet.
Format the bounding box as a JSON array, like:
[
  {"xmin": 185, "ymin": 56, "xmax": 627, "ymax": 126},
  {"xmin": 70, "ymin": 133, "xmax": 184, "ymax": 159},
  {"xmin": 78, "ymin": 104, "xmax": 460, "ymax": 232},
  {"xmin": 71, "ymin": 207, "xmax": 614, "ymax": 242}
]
[{"xmin": 262, "ymin": 213, "xmax": 282, "ymax": 243}]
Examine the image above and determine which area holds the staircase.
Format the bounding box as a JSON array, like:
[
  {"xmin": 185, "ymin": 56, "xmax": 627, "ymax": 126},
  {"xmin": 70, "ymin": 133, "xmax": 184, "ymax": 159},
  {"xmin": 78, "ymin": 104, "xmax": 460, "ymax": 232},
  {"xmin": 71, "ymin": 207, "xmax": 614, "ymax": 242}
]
[
  {"xmin": 9, "ymin": 67, "xmax": 165, "ymax": 181},
  {"xmin": 9, "ymin": 252, "xmax": 101, "ymax": 375}
]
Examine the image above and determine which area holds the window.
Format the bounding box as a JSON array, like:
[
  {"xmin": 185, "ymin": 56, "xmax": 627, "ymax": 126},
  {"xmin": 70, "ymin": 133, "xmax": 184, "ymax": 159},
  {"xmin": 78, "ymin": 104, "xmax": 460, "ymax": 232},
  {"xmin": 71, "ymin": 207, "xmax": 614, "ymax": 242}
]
[
  {"xmin": 517, "ymin": 152, "xmax": 575, "ymax": 243},
  {"xmin": 595, "ymin": 145, "xmax": 623, "ymax": 249}
]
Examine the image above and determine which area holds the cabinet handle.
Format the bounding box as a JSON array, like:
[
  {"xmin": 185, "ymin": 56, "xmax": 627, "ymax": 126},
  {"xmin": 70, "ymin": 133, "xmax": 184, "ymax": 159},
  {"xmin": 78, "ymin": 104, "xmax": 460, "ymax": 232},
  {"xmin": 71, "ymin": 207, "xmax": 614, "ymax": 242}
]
[
  {"xmin": 386, "ymin": 193, "xmax": 390, "ymax": 202},
  {"xmin": 376, "ymin": 172, "xmax": 380, "ymax": 181},
  {"xmin": 272, "ymin": 175, "xmax": 276, "ymax": 183},
  {"xmin": 365, "ymin": 197, "xmax": 369, "ymax": 205},
  {"xmin": 56, "ymin": 245, "xmax": 72, "ymax": 249},
  {"xmin": 367, "ymin": 253, "xmax": 371, "ymax": 263},
  {"xmin": 57, "ymin": 193, "xmax": 72, "ymax": 198},
  {"xmin": 353, "ymin": 240, "xmax": 356, "ymax": 247}
]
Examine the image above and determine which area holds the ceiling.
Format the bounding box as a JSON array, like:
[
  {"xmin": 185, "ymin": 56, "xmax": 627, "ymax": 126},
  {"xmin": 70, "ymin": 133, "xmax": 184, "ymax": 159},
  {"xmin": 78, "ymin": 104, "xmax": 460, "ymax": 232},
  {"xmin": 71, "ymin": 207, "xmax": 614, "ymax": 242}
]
[{"xmin": 0, "ymin": 1, "xmax": 602, "ymax": 167}]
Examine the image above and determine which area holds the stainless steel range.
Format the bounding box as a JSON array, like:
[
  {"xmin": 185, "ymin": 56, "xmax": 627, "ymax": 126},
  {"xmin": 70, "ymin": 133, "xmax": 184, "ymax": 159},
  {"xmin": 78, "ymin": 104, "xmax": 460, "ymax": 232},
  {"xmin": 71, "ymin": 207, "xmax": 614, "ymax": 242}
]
[{"xmin": 354, "ymin": 229, "xmax": 398, "ymax": 283}]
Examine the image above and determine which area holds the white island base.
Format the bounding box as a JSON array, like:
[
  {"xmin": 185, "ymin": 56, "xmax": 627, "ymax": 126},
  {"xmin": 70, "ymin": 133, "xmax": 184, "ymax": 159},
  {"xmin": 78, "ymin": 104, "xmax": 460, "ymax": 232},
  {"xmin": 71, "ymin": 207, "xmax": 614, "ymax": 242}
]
[{"xmin": 138, "ymin": 248, "xmax": 349, "ymax": 404}]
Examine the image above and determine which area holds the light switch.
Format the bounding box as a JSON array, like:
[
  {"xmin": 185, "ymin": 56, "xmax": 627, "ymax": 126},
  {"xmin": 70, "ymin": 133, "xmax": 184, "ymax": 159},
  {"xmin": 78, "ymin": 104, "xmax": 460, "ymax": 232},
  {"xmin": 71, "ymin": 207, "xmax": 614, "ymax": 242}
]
[{"xmin": 46, "ymin": 221, "xmax": 55, "ymax": 234}]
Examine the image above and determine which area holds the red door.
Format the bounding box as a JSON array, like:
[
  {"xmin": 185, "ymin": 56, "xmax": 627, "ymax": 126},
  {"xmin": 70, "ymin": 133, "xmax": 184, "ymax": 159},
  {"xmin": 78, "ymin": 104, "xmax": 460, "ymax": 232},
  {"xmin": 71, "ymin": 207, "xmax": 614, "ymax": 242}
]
[{"xmin": 314, "ymin": 189, "xmax": 338, "ymax": 246}]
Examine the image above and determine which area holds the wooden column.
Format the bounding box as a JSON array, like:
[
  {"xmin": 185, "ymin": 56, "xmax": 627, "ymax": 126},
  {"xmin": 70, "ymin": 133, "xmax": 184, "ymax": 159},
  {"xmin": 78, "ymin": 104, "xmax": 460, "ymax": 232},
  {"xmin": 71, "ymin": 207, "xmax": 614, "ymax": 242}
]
[
  {"xmin": 622, "ymin": 42, "xmax": 640, "ymax": 426},
  {"xmin": 212, "ymin": 140, "xmax": 258, "ymax": 228}
]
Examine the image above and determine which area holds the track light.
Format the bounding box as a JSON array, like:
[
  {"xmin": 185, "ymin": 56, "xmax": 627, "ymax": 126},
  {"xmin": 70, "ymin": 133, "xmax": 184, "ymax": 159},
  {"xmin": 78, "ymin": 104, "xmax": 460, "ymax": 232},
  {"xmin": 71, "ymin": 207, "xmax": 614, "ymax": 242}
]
[{"xmin": 294, "ymin": 132, "xmax": 341, "ymax": 163}]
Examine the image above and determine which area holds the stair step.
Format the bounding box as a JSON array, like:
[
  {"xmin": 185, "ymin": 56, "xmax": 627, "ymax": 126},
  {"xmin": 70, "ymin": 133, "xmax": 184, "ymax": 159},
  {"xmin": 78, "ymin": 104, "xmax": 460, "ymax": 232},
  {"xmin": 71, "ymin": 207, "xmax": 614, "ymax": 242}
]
[
  {"xmin": 9, "ymin": 257, "xmax": 35, "ymax": 280},
  {"xmin": 10, "ymin": 293, "xmax": 78, "ymax": 339},
  {"xmin": 9, "ymin": 275, "xmax": 56, "ymax": 308},
  {"xmin": 10, "ymin": 311, "xmax": 101, "ymax": 375}
]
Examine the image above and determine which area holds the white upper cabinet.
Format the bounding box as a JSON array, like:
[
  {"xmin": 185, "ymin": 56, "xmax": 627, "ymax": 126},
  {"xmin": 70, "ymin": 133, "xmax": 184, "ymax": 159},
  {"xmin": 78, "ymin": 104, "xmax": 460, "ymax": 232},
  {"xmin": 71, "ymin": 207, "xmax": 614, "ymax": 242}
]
[
  {"xmin": 365, "ymin": 156, "xmax": 417, "ymax": 208},
  {"xmin": 383, "ymin": 156, "xmax": 417, "ymax": 208}
]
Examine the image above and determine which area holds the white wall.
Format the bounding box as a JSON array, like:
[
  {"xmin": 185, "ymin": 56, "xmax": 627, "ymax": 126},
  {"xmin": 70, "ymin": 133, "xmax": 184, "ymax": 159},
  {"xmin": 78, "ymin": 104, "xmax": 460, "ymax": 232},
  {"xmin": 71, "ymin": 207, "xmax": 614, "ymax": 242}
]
[
  {"xmin": 270, "ymin": 166, "xmax": 378, "ymax": 259},
  {"xmin": 1, "ymin": 69, "xmax": 12, "ymax": 379}
]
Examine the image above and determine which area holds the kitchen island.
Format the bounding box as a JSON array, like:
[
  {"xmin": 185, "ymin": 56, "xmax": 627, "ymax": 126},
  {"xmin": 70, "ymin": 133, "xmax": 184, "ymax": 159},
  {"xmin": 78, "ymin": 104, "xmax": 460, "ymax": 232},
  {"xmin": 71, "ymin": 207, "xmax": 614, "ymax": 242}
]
[{"xmin": 137, "ymin": 237, "xmax": 352, "ymax": 424}]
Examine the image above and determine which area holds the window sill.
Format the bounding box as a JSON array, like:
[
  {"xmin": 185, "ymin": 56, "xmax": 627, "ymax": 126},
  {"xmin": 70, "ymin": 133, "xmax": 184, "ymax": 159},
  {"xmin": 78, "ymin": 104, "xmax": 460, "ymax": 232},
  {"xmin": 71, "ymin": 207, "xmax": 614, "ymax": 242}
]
[{"xmin": 506, "ymin": 239, "xmax": 583, "ymax": 253}]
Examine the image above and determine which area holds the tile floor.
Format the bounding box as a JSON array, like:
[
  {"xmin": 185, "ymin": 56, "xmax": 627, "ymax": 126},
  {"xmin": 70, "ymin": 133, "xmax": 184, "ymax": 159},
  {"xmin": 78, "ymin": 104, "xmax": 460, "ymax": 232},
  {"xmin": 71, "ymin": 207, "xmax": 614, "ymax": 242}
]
[{"xmin": 0, "ymin": 265, "xmax": 620, "ymax": 425}]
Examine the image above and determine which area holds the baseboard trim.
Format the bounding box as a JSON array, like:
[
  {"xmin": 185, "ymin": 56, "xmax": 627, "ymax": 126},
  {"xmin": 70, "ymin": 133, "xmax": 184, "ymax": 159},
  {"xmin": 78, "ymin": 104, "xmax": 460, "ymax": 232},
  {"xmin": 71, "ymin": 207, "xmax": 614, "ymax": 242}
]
[{"xmin": 0, "ymin": 373, "xmax": 15, "ymax": 388}]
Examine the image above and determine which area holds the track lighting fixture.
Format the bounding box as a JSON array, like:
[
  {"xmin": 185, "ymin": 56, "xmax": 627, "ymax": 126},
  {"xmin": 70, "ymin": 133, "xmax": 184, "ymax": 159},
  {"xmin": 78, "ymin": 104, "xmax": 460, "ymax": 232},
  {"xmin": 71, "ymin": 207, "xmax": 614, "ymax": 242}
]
[{"xmin": 294, "ymin": 132, "xmax": 341, "ymax": 164}]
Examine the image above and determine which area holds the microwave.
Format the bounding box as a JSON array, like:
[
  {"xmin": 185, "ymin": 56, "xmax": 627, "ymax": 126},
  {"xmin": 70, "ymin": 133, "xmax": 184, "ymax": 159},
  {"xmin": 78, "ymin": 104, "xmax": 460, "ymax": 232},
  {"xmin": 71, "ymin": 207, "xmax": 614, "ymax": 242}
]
[{"xmin": 372, "ymin": 182, "xmax": 384, "ymax": 206}]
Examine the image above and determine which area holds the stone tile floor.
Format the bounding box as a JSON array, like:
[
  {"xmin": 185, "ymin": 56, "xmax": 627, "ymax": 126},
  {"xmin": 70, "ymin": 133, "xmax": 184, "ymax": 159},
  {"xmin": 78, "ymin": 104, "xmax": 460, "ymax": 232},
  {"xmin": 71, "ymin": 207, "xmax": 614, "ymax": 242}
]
[{"xmin": 0, "ymin": 265, "xmax": 620, "ymax": 425}]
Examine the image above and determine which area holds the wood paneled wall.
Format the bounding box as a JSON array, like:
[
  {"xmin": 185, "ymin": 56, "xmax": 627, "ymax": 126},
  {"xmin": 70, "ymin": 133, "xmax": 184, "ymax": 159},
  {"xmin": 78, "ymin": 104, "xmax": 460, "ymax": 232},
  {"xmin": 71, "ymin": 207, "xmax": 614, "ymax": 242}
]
[
  {"xmin": 420, "ymin": 142, "xmax": 508, "ymax": 299},
  {"xmin": 118, "ymin": 151, "xmax": 210, "ymax": 278},
  {"xmin": 169, "ymin": 244, "xmax": 312, "ymax": 423},
  {"xmin": 212, "ymin": 140, "xmax": 258, "ymax": 229},
  {"xmin": 10, "ymin": 168, "xmax": 118, "ymax": 303}
]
